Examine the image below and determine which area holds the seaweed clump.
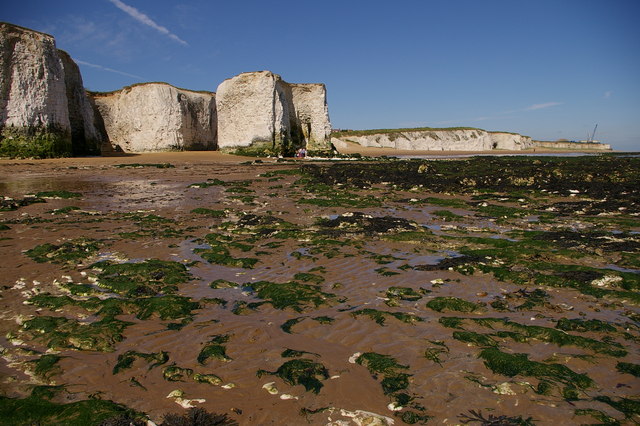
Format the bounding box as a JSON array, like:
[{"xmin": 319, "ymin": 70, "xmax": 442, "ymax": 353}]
[
  {"xmin": 257, "ymin": 358, "xmax": 329, "ymax": 394},
  {"xmin": 26, "ymin": 238, "xmax": 102, "ymax": 264},
  {"xmin": 197, "ymin": 335, "xmax": 232, "ymax": 364},
  {"xmin": 91, "ymin": 259, "xmax": 192, "ymax": 297},
  {"xmin": 479, "ymin": 347, "xmax": 594, "ymax": 396},
  {"xmin": 245, "ymin": 280, "xmax": 338, "ymax": 312},
  {"xmin": 0, "ymin": 386, "xmax": 140, "ymax": 426}
]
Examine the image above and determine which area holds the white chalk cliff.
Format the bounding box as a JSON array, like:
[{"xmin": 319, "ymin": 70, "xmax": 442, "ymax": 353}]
[
  {"xmin": 93, "ymin": 83, "xmax": 217, "ymax": 152},
  {"xmin": 1, "ymin": 21, "xmax": 612, "ymax": 157},
  {"xmin": 216, "ymin": 71, "xmax": 332, "ymax": 154},
  {"xmin": 0, "ymin": 23, "xmax": 71, "ymax": 155},
  {"xmin": 333, "ymin": 129, "xmax": 533, "ymax": 151},
  {"xmin": 58, "ymin": 49, "xmax": 105, "ymax": 155},
  {"xmin": 0, "ymin": 22, "xmax": 109, "ymax": 157}
]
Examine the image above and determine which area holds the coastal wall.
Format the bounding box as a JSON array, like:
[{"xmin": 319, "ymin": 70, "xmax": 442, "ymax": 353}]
[
  {"xmin": 333, "ymin": 129, "xmax": 533, "ymax": 151},
  {"xmin": 92, "ymin": 83, "xmax": 217, "ymax": 152},
  {"xmin": 216, "ymin": 71, "xmax": 332, "ymax": 155},
  {"xmin": 533, "ymin": 140, "xmax": 612, "ymax": 151},
  {"xmin": 0, "ymin": 22, "xmax": 72, "ymax": 157}
]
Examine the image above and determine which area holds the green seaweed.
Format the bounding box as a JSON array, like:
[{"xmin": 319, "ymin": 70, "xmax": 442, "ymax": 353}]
[
  {"xmin": 246, "ymin": 280, "xmax": 337, "ymax": 312},
  {"xmin": 26, "ymin": 238, "xmax": 102, "ymax": 264},
  {"xmin": 616, "ymin": 362, "xmax": 640, "ymax": 377},
  {"xmin": 135, "ymin": 295, "xmax": 199, "ymax": 320},
  {"xmin": 452, "ymin": 331, "xmax": 498, "ymax": 347},
  {"xmin": 257, "ymin": 358, "xmax": 329, "ymax": 394},
  {"xmin": 312, "ymin": 316, "xmax": 334, "ymax": 324},
  {"xmin": 426, "ymin": 297, "xmax": 480, "ymax": 313},
  {"xmin": 197, "ymin": 335, "xmax": 231, "ymax": 364},
  {"xmin": 293, "ymin": 272, "xmax": 325, "ymax": 284},
  {"xmin": 385, "ymin": 286, "xmax": 425, "ymax": 306},
  {"xmin": 35, "ymin": 190, "xmax": 82, "ymax": 199},
  {"xmin": 21, "ymin": 315, "xmax": 131, "ymax": 352},
  {"xmin": 432, "ymin": 210, "xmax": 463, "ymax": 221},
  {"xmin": 446, "ymin": 317, "xmax": 627, "ymax": 357},
  {"xmin": 556, "ymin": 317, "xmax": 617, "ymax": 333},
  {"xmin": 281, "ymin": 317, "xmax": 305, "ymax": 333},
  {"xmin": 91, "ymin": 259, "xmax": 191, "ymax": 297},
  {"xmin": 209, "ymin": 279, "xmax": 239, "ymax": 289},
  {"xmin": 400, "ymin": 411, "xmax": 433, "ymax": 424},
  {"xmin": 0, "ymin": 386, "xmax": 140, "ymax": 426},
  {"xmin": 574, "ymin": 408, "xmax": 621, "ymax": 425},
  {"xmin": 594, "ymin": 396, "xmax": 640, "ymax": 419},
  {"xmin": 162, "ymin": 364, "xmax": 193, "ymax": 382},
  {"xmin": 31, "ymin": 354, "xmax": 62, "ymax": 380},
  {"xmin": 479, "ymin": 347, "xmax": 594, "ymax": 390},
  {"xmin": 281, "ymin": 348, "xmax": 319, "ymax": 358},
  {"xmin": 355, "ymin": 352, "xmax": 413, "ymax": 399},
  {"xmin": 191, "ymin": 208, "xmax": 227, "ymax": 218},
  {"xmin": 113, "ymin": 350, "xmax": 169, "ymax": 374},
  {"xmin": 48, "ymin": 206, "xmax": 81, "ymax": 215},
  {"xmin": 195, "ymin": 233, "xmax": 258, "ymax": 269},
  {"xmin": 352, "ymin": 308, "xmax": 423, "ymax": 326},
  {"xmin": 193, "ymin": 373, "xmax": 223, "ymax": 386}
]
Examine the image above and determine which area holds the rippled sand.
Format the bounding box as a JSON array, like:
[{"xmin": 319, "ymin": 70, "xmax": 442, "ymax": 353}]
[{"xmin": 0, "ymin": 152, "xmax": 638, "ymax": 425}]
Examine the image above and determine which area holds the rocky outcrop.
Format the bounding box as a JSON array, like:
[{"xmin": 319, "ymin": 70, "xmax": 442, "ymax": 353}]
[
  {"xmin": 533, "ymin": 140, "xmax": 611, "ymax": 151},
  {"xmin": 332, "ymin": 128, "xmax": 533, "ymax": 151},
  {"xmin": 0, "ymin": 22, "xmax": 71, "ymax": 157},
  {"xmin": 58, "ymin": 50, "xmax": 105, "ymax": 155},
  {"xmin": 216, "ymin": 71, "xmax": 331, "ymax": 155},
  {"xmin": 92, "ymin": 83, "xmax": 216, "ymax": 152},
  {"xmin": 289, "ymin": 84, "xmax": 332, "ymax": 151}
]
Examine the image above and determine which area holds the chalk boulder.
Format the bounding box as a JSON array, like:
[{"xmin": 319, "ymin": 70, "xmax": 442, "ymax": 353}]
[
  {"xmin": 216, "ymin": 71, "xmax": 331, "ymax": 155},
  {"xmin": 92, "ymin": 83, "xmax": 217, "ymax": 152},
  {"xmin": 0, "ymin": 22, "xmax": 71, "ymax": 157}
]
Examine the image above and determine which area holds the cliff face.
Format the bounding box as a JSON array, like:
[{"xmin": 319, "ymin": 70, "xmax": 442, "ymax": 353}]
[
  {"xmin": 58, "ymin": 49, "xmax": 105, "ymax": 155},
  {"xmin": 333, "ymin": 129, "xmax": 533, "ymax": 151},
  {"xmin": 92, "ymin": 83, "xmax": 217, "ymax": 152},
  {"xmin": 533, "ymin": 140, "xmax": 611, "ymax": 151},
  {"xmin": 216, "ymin": 71, "xmax": 331, "ymax": 155},
  {"xmin": 289, "ymin": 83, "xmax": 332, "ymax": 151},
  {"xmin": 0, "ymin": 23, "xmax": 71, "ymax": 157}
]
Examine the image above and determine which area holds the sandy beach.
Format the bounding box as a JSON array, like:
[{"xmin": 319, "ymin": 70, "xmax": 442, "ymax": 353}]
[{"xmin": 0, "ymin": 152, "xmax": 638, "ymax": 425}]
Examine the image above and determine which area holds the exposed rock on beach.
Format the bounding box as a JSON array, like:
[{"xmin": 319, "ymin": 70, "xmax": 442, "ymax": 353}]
[
  {"xmin": 92, "ymin": 83, "xmax": 217, "ymax": 152},
  {"xmin": 216, "ymin": 71, "xmax": 331, "ymax": 155}
]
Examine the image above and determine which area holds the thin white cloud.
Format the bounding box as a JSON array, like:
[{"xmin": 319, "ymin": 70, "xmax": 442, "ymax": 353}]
[
  {"xmin": 76, "ymin": 59, "xmax": 144, "ymax": 80},
  {"xmin": 526, "ymin": 102, "xmax": 563, "ymax": 111},
  {"xmin": 604, "ymin": 91, "xmax": 612, "ymax": 99},
  {"xmin": 107, "ymin": 0, "xmax": 188, "ymax": 46}
]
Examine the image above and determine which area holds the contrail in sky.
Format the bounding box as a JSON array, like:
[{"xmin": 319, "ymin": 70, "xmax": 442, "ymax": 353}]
[
  {"xmin": 526, "ymin": 102, "xmax": 563, "ymax": 111},
  {"xmin": 76, "ymin": 59, "xmax": 144, "ymax": 80},
  {"xmin": 107, "ymin": 0, "xmax": 188, "ymax": 46}
]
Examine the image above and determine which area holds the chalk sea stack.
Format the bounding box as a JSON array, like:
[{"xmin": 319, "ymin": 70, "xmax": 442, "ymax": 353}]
[
  {"xmin": 92, "ymin": 83, "xmax": 217, "ymax": 152},
  {"xmin": 216, "ymin": 71, "xmax": 332, "ymax": 156}
]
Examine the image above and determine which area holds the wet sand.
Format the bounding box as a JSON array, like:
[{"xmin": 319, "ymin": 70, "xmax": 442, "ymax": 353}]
[{"xmin": 0, "ymin": 152, "xmax": 637, "ymax": 425}]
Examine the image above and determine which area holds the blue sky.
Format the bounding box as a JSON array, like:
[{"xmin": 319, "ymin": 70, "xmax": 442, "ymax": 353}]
[{"xmin": 2, "ymin": 0, "xmax": 639, "ymax": 150}]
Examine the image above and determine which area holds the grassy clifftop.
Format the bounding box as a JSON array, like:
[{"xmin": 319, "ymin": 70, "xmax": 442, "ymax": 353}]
[{"xmin": 332, "ymin": 127, "xmax": 521, "ymax": 138}]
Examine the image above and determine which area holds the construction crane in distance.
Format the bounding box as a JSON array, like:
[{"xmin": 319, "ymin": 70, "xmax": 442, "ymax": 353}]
[{"xmin": 587, "ymin": 124, "xmax": 598, "ymax": 143}]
